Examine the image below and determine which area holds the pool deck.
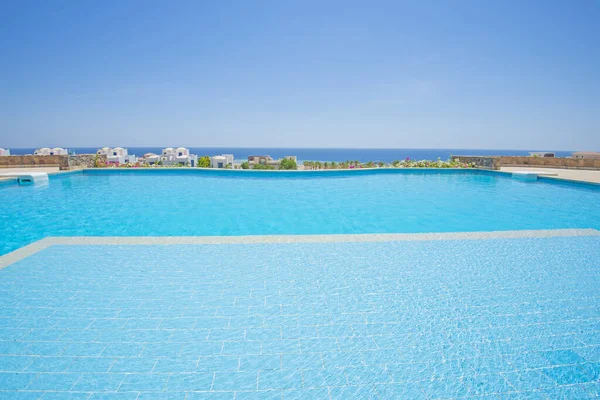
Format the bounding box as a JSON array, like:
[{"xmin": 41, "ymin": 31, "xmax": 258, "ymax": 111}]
[
  {"xmin": 0, "ymin": 167, "xmax": 59, "ymax": 174},
  {"xmin": 0, "ymin": 167, "xmax": 60, "ymax": 181},
  {"xmin": 501, "ymin": 167, "xmax": 600, "ymax": 184}
]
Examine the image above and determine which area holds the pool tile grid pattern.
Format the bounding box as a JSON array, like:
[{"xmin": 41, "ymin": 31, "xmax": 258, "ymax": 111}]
[{"xmin": 1, "ymin": 234, "xmax": 600, "ymax": 398}]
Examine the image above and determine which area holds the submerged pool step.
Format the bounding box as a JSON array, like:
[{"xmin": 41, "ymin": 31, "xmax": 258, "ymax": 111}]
[
  {"xmin": 0, "ymin": 172, "xmax": 49, "ymax": 185},
  {"xmin": 511, "ymin": 170, "xmax": 559, "ymax": 182}
]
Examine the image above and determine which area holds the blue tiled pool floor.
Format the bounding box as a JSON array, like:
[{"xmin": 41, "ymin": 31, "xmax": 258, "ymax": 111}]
[{"xmin": 1, "ymin": 234, "xmax": 600, "ymax": 399}]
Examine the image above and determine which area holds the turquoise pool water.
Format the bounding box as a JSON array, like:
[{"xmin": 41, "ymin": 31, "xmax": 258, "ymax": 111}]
[
  {"xmin": 1, "ymin": 235, "xmax": 600, "ymax": 398},
  {"xmin": 1, "ymin": 169, "xmax": 599, "ymax": 255}
]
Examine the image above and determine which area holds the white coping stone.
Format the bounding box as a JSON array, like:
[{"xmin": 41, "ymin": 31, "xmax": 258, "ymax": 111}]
[
  {"xmin": 1, "ymin": 229, "xmax": 598, "ymax": 269},
  {"xmin": 0, "ymin": 172, "xmax": 49, "ymax": 178}
]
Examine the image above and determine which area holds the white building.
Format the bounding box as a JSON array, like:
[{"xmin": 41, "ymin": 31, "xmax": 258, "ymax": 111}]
[
  {"xmin": 161, "ymin": 147, "xmax": 176, "ymax": 160},
  {"xmin": 0, "ymin": 148, "xmax": 10, "ymax": 156},
  {"xmin": 96, "ymin": 147, "xmax": 137, "ymax": 164},
  {"xmin": 34, "ymin": 147, "xmax": 68, "ymax": 156},
  {"xmin": 162, "ymin": 147, "xmax": 198, "ymax": 167},
  {"xmin": 143, "ymin": 153, "xmax": 161, "ymax": 165},
  {"xmin": 210, "ymin": 154, "xmax": 234, "ymax": 168},
  {"xmin": 97, "ymin": 147, "xmax": 111, "ymax": 156}
]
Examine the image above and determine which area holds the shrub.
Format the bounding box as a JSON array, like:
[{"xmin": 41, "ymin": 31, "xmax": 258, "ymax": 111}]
[
  {"xmin": 197, "ymin": 156, "xmax": 210, "ymax": 168},
  {"xmin": 389, "ymin": 158, "xmax": 475, "ymax": 169},
  {"xmin": 241, "ymin": 161, "xmax": 249, "ymax": 169},
  {"xmin": 253, "ymin": 163, "xmax": 275, "ymax": 170},
  {"xmin": 279, "ymin": 158, "xmax": 297, "ymax": 170}
]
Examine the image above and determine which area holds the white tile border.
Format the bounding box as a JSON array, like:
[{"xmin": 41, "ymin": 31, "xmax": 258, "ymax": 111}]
[{"xmin": 1, "ymin": 228, "xmax": 598, "ymax": 269}]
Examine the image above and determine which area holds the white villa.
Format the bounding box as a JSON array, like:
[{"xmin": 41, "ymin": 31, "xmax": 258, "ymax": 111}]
[
  {"xmin": 97, "ymin": 147, "xmax": 137, "ymax": 164},
  {"xmin": 161, "ymin": 147, "xmax": 198, "ymax": 167},
  {"xmin": 0, "ymin": 148, "xmax": 10, "ymax": 156},
  {"xmin": 210, "ymin": 154, "xmax": 234, "ymax": 168},
  {"xmin": 34, "ymin": 147, "xmax": 68, "ymax": 156},
  {"xmin": 142, "ymin": 153, "xmax": 162, "ymax": 164}
]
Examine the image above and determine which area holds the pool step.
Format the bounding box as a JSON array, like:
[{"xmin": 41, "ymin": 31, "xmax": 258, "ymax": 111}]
[
  {"xmin": 511, "ymin": 171, "xmax": 559, "ymax": 182},
  {"xmin": 0, "ymin": 172, "xmax": 49, "ymax": 185}
]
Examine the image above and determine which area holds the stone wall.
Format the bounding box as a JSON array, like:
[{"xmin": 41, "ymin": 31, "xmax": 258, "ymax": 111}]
[
  {"xmin": 0, "ymin": 155, "xmax": 64, "ymax": 169},
  {"xmin": 67, "ymin": 154, "xmax": 103, "ymax": 169},
  {"xmin": 0, "ymin": 154, "xmax": 105, "ymax": 170},
  {"xmin": 451, "ymin": 156, "xmax": 498, "ymax": 169},
  {"xmin": 452, "ymin": 155, "xmax": 600, "ymax": 170}
]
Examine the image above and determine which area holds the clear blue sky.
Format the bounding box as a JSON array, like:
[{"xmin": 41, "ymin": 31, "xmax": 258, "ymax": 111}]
[{"xmin": 0, "ymin": 0, "xmax": 598, "ymax": 150}]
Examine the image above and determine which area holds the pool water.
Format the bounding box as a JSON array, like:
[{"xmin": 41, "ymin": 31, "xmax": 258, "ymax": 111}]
[
  {"xmin": 1, "ymin": 170, "xmax": 599, "ymax": 255},
  {"xmin": 1, "ymin": 234, "xmax": 600, "ymax": 398}
]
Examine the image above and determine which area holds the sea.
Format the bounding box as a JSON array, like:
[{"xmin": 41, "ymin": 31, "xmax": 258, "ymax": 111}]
[{"xmin": 7, "ymin": 147, "xmax": 573, "ymax": 163}]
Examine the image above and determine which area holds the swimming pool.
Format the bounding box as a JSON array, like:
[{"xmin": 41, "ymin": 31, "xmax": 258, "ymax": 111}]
[
  {"xmin": 1, "ymin": 169, "xmax": 599, "ymax": 255},
  {"xmin": 1, "ymin": 232, "xmax": 600, "ymax": 398},
  {"xmin": 2, "ymin": 169, "xmax": 600, "ymax": 398}
]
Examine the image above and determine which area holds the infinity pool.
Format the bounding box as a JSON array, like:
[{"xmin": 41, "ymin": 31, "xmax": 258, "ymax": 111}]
[{"xmin": 1, "ymin": 169, "xmax": 599, "ymax": 255}]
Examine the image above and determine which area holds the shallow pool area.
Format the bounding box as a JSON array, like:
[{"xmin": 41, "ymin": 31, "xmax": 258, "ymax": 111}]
[
  {"xmin": 1, "ymin": 169, "xmax": 599, "ymax": 256},
  {"xmin": 1, "ymin": 231, "xmax": 600, "ymax": 398}
]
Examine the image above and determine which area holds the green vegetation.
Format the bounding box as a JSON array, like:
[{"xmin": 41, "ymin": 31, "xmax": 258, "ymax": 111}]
[
  {"xmin": 94, "ymin": 155, "xmax": 475, "ymax": 170},
  {"xmin": 197, "ymin": 156, "xmax": 211, "ymax": 168},
  {"xmin": 390, "ymin": 158, "xmax": 475, "ymax": 168},
  {"xmin": 93, "ymin": 153, "xmax": 104, "ymax": 168},
  {"xmin": 301, "ymin": 157, "xmax": 475, "ymax": 170},
  {"xmin": 279, "ymin": 158, "xmax": 297, "ymax": 170},
  {"xmin": 252, "ymin": 163, "xmax": 275, "ymax": 170}
]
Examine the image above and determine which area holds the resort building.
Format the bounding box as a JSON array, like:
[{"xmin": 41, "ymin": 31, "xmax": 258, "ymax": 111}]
[
  {"xmin": 0, "ymin": 148, "xmax": 10, "ymax": 156},
  {"xmin": 96, "ymin": 147, "xmax": 137, "ymax": 164},
  {"xmin": 161, "ymin": 147, "xmax": 198, "ymax": 166},
  {"xmin": 248, "ymin": 155, "xmax": 274, "ymax": 166},
  {"xmin": 142, "ymin": 153, "xmax": 161, "ymax": 165},
  {"xmin": 573, "ymin": 151, "xmax": 600, "ymax": 160},
  {"xmin": 34, "ymin": 147, "xmax": 68, "ymax": 156},
  {"xmin": 210, "ymin": 154, "xmax": 234, "ymax": 168}
]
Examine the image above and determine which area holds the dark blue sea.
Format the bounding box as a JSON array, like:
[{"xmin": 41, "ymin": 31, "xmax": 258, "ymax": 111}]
[{"xmin": 8, "ymin": 147, "xmax": 573, "ymax": 163}]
